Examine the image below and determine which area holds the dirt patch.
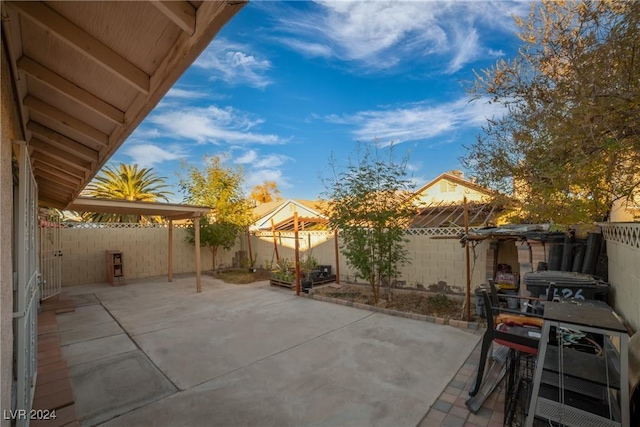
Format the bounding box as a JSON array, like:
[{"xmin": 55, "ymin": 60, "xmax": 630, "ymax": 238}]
[
  {"xmin": 314, "ymin": 284, "xmax": 479, "ymax": 321},
  {"xmin": 214, "ymin": 269, "xmax": 272, "ymax": 284}
]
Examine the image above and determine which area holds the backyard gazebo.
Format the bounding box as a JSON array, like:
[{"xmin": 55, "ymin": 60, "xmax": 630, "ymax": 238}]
[{"xmin": 69, "ymin": 197, "xmax": 212, "ymax": 292}]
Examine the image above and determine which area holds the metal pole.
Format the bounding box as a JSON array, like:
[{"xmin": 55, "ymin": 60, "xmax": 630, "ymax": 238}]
[
  {"xmin": 247, "ymin": 229, "xmax": 253, "ymax": 269},
  {"xmin": 464, "ymin": 197, "xmax": 471, "ymax": 321}
]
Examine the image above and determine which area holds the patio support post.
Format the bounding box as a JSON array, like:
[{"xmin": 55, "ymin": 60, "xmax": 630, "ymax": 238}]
[
  {"xmin": 270, "ymin": 218, "xmax": 279, "ymax": 262},
  {"xmin": 294, "ymin": 212, "xmax": 300, "ymax": 295},
  {"xmin": 334, "ymin": 228, "xmax": 340, "ymax": 284},
  {"xmin": 168, "ymin": 219, "xmax": 173, "ymax": 282},
  {"xmin": 464, "ymin": 197, "xmax": 471, "ymax": 321},
  {"xmin": 247, "ymin": 229, "xmax": 253, "ymax": 268},
  {"xmin": 195, "ymin": 215, "xmax": 201, "ymax": 293}
]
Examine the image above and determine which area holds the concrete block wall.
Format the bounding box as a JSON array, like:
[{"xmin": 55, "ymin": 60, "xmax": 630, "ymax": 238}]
[
  {"xmin": 60, "ymin": 227, "xmax": 489, "ymax": 294},
  {"xmin": 252, "ymin": 231, "xmax": 488, "ymax": 292},
  {"xmin": 61, "ymin": 227, "xmax": 221, "ymax": 286}
]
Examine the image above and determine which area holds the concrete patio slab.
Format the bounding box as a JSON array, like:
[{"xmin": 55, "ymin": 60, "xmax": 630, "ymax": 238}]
[
  {"xmin": 62, "ymin": 334, "xmax": 137, "ymax": 367},
  {"xmin": 70, "ymin": 350, "xmax": 176, "ymax": 427},
  {"xmin": 57, "ymin": 305, "xmax": 115, "ymax": 332},
  {"xmin": 71, "ymin": 293, "xmax": 100, "ymax": 307},
  {"xmin": 60, "ymin": 277, "xmax": 480, "ymax": 427},
  {"xmin": 59, "ymin": 321, "xmax": 124, "ymax": 347}
]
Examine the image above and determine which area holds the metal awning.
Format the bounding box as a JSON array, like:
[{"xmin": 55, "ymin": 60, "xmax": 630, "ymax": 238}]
[{"xmin": 1, "ymin": 1, "xmax": 245, "ymax": 209}]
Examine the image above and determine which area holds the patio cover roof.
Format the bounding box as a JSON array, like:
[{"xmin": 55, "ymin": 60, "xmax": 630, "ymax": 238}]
[
  {"xmin": 69, "ymin": 197, "xmax": 211, "ymax": 220},
  {"xmin": 2, "ymin": 1, "xmax": 245, "ymax": 209}
]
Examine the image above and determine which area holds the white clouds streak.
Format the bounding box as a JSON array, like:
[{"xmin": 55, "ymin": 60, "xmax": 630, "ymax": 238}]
[
  {"xmin": 148, "ymin": 105, "xmax": 281, "ymax": 145},
  {"xmin": 195, "ymin": 38, "xmax": 272, "ymax": 88},
  {"xmin": 123, "ymin": 144, "xmax": 183, "ymax": 168},
  {"xmin": 272, "ymin": 1, "xmax": 528, "ymax": 74},
  {"xmin": 332, "ymin": 98, "xmax": 505, "ymax": 146}
]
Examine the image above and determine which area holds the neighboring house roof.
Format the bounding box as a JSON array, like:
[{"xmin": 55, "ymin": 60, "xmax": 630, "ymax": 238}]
[
  {"xmin": 414, "ymin": 171, "xmax": 494, "ymax": 198},
  {"xmin": 252, "ymin": 199, "xmax": 326, "ymax": 231}
]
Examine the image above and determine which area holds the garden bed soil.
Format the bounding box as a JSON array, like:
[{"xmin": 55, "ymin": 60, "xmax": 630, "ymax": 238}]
[
  {"xmin": 314, "ymin": 284, "xmax": 480, "ymax": 322},
  {"xmin": 213, "ymin": 268, "xmax": 272, "ymax": 284}
]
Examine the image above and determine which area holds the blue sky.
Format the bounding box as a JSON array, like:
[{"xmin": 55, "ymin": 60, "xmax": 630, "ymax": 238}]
[{"xmin": 110, "ymin": 1, "xmax": 530, "ymax": 202}]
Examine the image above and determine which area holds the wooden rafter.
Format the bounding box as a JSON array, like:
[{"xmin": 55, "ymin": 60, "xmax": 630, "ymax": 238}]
[
  {"xmin": 10, "ymin": 1, "xmax": 151, "ymax": 93},
  {"xmin": 36, "ymin": 175, "xmax": 78, "ymax": 192},
  {"xmin": 24, "ymin": 95, "xmax": 109, "ymax": 149},
  {"xmin": 150, "ymin": 1, "xmax": 196, "ymax": 35},
  {"xmin": 34, "ymin": 169, "xmax": 81, "ymax": 188},
  {"xmin": 17, "ymin": 56, "xmax": 125, "ymax": 125},
  {"xmin": 27, "ymin": 123, "xmax": 98, "ymax": 163},
  {"xmin": 29, "ymin": 142, "xmax": 92, "ymax": 172},
  {"xmin": 33, "ymin": 161, "xmax": 83, "ymax": 182},
  {"xmin": 32, "ymin": 158, "xmax": 86, "ymax": 181}
]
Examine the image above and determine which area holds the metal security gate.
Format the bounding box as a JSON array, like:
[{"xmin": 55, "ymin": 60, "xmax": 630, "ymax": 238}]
[
  {"xmin": 13, "ymin": 142, "xmax": 39, "ymax": 426},
  {"xmin": 39, "ymin": 210, "xmax": 62, "ymax": 300}
]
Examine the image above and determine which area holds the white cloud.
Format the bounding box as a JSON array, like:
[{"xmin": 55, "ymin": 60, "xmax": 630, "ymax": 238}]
[
  {"xmin": 165, "ymin": 88, "xmax": 207, "ymax": 99},
  {"xmin": 270, "ymin": 1, "xmax": 527, "ymax": 73},
  {"xmin": 235, "ymin": 149, "xmax": 293, "ymax": 190},
  {"xmin": 195, "ymin": 38, "xmax": 272, "ymax": 88},
  {"xmin": 148, "ymin": 105, "xmax": 281, "ymax": 145},
  {"xmin": 330, "ymin": 97, "xmax": 505, "ymax": 146},
  {"xmin": 123, "ymin": 144, "xmax": 183, "ymax": 168}
]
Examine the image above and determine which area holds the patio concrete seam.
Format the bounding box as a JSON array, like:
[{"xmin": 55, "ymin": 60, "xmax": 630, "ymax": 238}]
[
  {"xmin": 187, "ymin": 311, "xmax": 377, "ymax": 390},
  {"xmin": 95, "ymin": 294, "xmax": 181, "ymax": 392}
]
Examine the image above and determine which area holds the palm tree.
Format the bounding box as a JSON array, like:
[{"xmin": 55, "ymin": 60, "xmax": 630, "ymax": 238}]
[{"xmin": 82, "ymin": 163, "xmax": 172, "ymax": 223}]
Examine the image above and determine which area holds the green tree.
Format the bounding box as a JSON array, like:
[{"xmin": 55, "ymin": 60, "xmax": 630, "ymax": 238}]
[
  {"xmin": 82, "ymin": 163, "xmax": 172, "ymax": 223},
  {"xmin": 180, "ymin": 155, "xmax": 253, "ymax": 268},
  {"xmin": 321, "ymin": 143, "xmax": 417, "ymax": 303},
  {"xmin": 463, "ymin": 0, "xmax": 640, "ymax": 224},
  {"xmin": 250, "ymin": 180, "xmax": 282, "ymax": 204}
]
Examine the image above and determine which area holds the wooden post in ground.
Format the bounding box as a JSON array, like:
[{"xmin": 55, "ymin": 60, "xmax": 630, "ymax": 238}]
[
  {"xmin": 270, "ymin": 218, "xmax": 279, "ymax": 262},
  {"xmin": 464, "ymin": 197, "xmax": 471, "ymax": 321},
  {"xmin": 294, "ymin": 212, "xmax": 300, "ymax": 295},
  {"xmin": 247, "ymin": 229, "xmax": 253, "ymax": 268},
  {"xmin": 168, "ymin": 219, "xmax": 173, "ymax": 282},
  {"xmin": 195, "ymin": 216, "xmax": 201, "ymax": 293},
  {"xmin": 334, "ymin": 228, "xmax": 340, "ymax": 284}
]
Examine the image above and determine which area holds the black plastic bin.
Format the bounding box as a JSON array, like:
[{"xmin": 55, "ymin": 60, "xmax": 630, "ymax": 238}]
[{"xmin": 524, "ymin": 271, "xmax": 609, "ymax": 302}]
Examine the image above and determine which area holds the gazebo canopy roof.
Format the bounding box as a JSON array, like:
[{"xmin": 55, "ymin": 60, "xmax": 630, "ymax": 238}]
[{"xmin": 68, "ymin": 197, "xmax": 211, "ymax": 220}]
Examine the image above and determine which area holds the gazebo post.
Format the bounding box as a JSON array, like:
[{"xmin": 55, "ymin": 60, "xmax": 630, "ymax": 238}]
[
  {"xmin": 334, "ymin": 228, "xmax": 340, "ymax": 284},
  {"xmin": 194, "ymin": 215, "xmax": 201, "ymax": 293},
  {"xmin": 168, "ymin": 219, "xmax": 173, "ymax": 282},
  {"xmin": 294, "ymin": 212, "xmax": 300, "ymax": 295},
  {"xmin": 270, "ymin": 218, "xmax": 279, "ymax": 262},
  {"xmin": 464, "ymin": 197, "xmax": 471, "ymax": 321}
]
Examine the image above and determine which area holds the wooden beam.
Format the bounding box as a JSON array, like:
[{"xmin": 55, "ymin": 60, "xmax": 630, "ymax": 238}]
[
  {"xmin": 38, "ymin": 183, "xmax": 74, "ymax": 201},
  {"xmin": 33, "ymin": 160, "xmax": 84, "ymax": 182},
  {"xmin": 39, "ymin": 195, "xmax": 68, "ymax": 209},
  {"xmin": 464, "ymin": 197, "xmax": 471, "ymax": 322},
  {"xmin": 150, "ymin": 1, "xmax": 196, "ymax": 35},
  {"xmin": 10, "ymin": 1, "xmax": 150, "ymax": 93},
  {"xmin": 24, "ymin": 95, "xmax": 109, "ymax": 149},
  {"xmin": 34, "ymin": 169, "xmax": 81, "ymax": 189},
  {"xmin": 194, "ymin": 216, "xmax": 201, "ymax": 293},
  {"xmin": 334, "ymin": 228, "xmax": 340, "ymax": 285},
  {"xmin": 270, "ymin": 218, "xmax": 279, "ymax": 262},
  {"xmin": 28, "ymin": 122, "xmax": 98, "ymax": 163},
  {"xmin": 17, "ymin": 56, "xmax": 125, "ymax": 125},
  {"xmin": 29, "ymin": 140, "xmax": 92, "ymax": 172},
  {"xmin": 32, "ymin": 158, "xmax": 86, "ymax": 180},
  {"xmin": 294, "ymin": 212, "xmax": 300, "ymax": 296},
  {"xmin": 36, "ymin": 175, "xmax": 78, "ymax": 192},
  {"xmin": 168, "ymin": 219, "xmax": 173, "ymax": 282}
]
